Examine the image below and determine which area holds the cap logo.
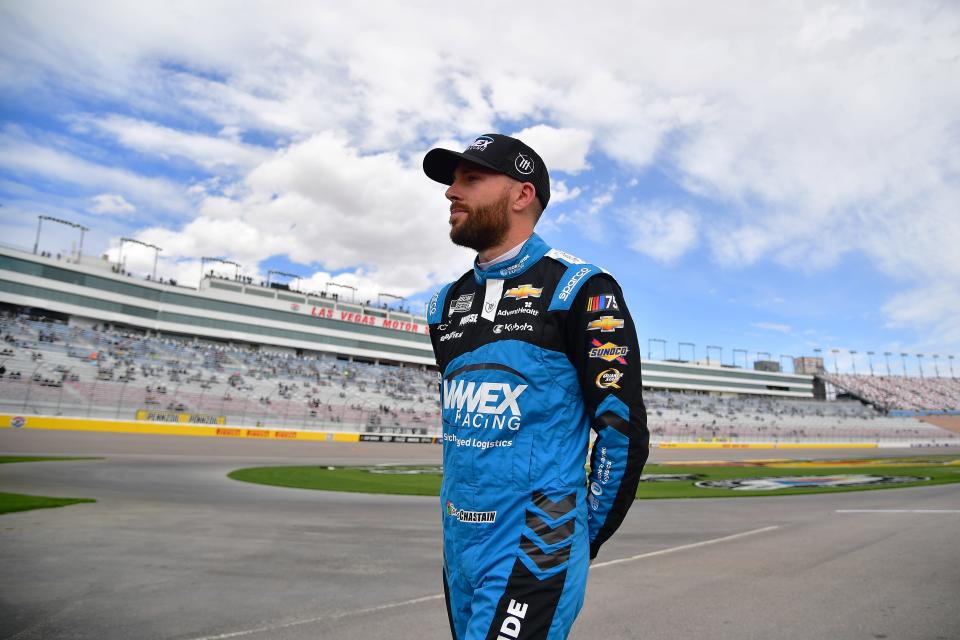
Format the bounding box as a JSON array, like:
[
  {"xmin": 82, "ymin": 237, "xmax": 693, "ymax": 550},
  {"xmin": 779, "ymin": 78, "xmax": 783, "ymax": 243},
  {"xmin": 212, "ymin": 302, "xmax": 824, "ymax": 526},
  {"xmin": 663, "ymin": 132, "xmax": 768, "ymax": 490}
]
[
  {"xmin": 467, "ymin": 136, "xmax": 495, "ymax": 152},
  {"xmin": 515, "ymin": 153, "xmax": 534, "ymax": 175}
]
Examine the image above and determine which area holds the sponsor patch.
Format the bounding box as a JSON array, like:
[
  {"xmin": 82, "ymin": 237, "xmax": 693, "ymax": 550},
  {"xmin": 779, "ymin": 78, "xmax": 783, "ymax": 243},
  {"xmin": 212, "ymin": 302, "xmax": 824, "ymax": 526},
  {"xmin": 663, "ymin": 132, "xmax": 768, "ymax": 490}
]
[
  {"xmin": 443, "ymin": 379, "xmax": 527, "ymax": 430},
  {"xmin": 558, "ymin": 267, "xmax": 591, "ymax": 302},
  {"xmin": 587, "ymin": 295, "xmax": 618, "ymax": 312},
  {"xmin": 546, "ymin": 248, "xmax": 586, "ymax": 265},
  {"xmin": 439, "ymin": 330, "xmax": 463, "ymax": 342},
  {"xmin": 590, "ymin": 339, "xmax": 628, "ymax": 364},
  {"xmin": 503, "ymin": 284, "xmax": 542, "ymax": 299},
  {"xmin": 595, "ymin": 368, "xmax": 624, "ymax": 389},
  {"xmin": 467, "ymin": 135, "xmax": 495, "ymax": 151},
  {"xmin": 587, "ymin": 315, "xmax": 624, "ymax": 332},
  {"xmin": 497, "ymin": 306, "xmax": 539, "ymax": 317},
  {"xmin": 459, "ymin": 313, "xmax": 479, "ymax": 326},
  {"xmin": 446, "ymin": 500, "xmax": 497, "ymax": 523},
  {"xmin": 494, "ymin": 322, "xmax": 534, "ymax": 334},
  {"xmin": 696, "ymin": 475, "xmax": 930, "ymax": 491},
  {"xmin": 11, "ymin": 416, "xmax": 26, "ymax": 429},
  {"xmin": 449, "ymin": 293, "xmax": 474, "ymax": 315},
  {"xmin": 515, "ymin": 153, "xmax": 534, "ymax": 175}
]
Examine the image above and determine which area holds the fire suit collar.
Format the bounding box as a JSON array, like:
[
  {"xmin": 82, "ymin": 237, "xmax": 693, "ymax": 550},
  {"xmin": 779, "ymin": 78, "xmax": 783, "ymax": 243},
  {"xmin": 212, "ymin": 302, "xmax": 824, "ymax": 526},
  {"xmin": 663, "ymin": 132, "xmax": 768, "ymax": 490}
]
[{"xmin": 473, "ymin": 233, "xmax": 550, "ymax": 285}]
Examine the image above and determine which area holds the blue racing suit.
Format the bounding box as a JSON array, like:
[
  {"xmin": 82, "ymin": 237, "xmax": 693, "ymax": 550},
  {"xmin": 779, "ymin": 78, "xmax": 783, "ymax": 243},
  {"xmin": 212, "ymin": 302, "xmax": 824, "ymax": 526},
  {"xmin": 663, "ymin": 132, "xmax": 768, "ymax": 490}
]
[{"xmin": 427, "ymin": 233, "xmax": 649, "ymax": 640}]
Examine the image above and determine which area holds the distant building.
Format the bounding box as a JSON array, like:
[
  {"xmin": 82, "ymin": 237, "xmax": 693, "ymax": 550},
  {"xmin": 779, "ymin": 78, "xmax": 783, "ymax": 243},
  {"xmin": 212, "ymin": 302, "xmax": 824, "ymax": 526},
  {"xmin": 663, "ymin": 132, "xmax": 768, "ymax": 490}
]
[
  {"xmin": 794, "ymin": 357, "xmax": 825, "ymax": 375},
  {"xmin": 753, "ymin": 360, "xmax": 780, "ymax": 372}
]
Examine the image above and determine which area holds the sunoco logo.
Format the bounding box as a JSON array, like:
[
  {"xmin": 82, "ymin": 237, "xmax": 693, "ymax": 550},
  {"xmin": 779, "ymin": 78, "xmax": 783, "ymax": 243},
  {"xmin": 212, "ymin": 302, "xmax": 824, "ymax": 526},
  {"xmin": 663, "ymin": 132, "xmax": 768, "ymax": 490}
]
[
  {"xmin": 446, "ymin": 500, "xmax": 497, "ymax": 523},
  {"xmin": 696, "ymin": 474, "xmax": 930, "ymax": 491},
  {"xmin": 558, "ymin": 267, "xmax": 591, "ymax": 301},
  {"xmin": 443, "ymin": 379, "xmax": 527, "ymax": 430}
]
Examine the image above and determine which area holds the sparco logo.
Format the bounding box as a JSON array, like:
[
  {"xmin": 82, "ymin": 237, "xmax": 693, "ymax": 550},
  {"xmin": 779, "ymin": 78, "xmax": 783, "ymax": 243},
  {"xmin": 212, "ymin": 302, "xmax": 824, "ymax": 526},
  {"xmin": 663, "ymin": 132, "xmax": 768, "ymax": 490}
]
[
  {"xmin": 443, "ymin": 379, "xmax": 527, "ymax": 430},
  {"xmin": 446, "ymin": 501, "xmax": 497, "ymax": 523},
  {"xmin": 558, "ymin": 267, "xmax": 591, "ymax": 301},
  {"xmin": 493, "ymin": 323, "xmax": 533, "ymax": 334},
  {"xmin": 440, "ymin": 331, "xmax": 463, "ymax": 342}
]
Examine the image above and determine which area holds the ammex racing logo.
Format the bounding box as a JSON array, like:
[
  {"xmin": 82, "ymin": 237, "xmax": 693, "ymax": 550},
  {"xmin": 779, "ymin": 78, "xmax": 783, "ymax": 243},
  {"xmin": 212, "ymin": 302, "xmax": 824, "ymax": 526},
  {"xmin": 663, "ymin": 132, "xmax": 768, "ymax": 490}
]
[
  {"xmin": 696, "ymin": 474, "xmax": 930, "ymax": 491},
  {"xmin": 446, "ymin": 501, "xmax": 497, "ymax": 523},
  {"xmin": 443, "ymin": 378, "xmax": 527, "ymax": 430}
]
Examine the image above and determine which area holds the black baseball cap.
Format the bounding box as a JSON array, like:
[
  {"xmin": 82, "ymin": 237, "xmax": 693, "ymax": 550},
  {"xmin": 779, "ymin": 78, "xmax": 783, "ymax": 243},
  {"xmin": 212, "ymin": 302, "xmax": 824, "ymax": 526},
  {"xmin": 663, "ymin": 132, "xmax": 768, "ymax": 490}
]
[{"xmin": 423, "ymin": 133, "xmax": 551, "ymax": 210}]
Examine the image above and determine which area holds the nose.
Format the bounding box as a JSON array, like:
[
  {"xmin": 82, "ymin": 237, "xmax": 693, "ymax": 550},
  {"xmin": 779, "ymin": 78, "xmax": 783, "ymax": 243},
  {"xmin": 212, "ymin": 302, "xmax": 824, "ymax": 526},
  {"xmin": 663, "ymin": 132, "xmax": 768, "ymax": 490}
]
[{"xmin": 445, "ymin": 180, "xmax": 462, "ymax": 203}]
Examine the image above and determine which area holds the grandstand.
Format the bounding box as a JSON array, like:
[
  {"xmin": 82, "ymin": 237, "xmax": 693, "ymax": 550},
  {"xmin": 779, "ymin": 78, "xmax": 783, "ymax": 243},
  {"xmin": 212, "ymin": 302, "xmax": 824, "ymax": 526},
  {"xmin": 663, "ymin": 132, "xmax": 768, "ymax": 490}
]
[{"xmin": 0, "ymin": 243, "xmax": 957, "ymax": 445}]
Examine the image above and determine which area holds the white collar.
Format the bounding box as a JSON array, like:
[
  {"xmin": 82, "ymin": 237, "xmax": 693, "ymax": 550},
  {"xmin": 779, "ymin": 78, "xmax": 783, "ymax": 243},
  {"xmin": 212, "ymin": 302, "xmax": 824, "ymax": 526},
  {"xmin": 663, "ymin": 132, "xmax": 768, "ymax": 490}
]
[{"xmin": 477, "ymin": 238, "xmax": 529, "ymax": 270}]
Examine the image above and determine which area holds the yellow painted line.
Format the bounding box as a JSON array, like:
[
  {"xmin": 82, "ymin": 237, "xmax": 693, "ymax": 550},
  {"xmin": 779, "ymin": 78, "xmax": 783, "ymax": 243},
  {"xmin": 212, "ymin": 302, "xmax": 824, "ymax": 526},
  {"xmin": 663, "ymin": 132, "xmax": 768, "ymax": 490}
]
[{"xmin": 0, "ymin": 414, "xmax": 360, "ymax": 443}]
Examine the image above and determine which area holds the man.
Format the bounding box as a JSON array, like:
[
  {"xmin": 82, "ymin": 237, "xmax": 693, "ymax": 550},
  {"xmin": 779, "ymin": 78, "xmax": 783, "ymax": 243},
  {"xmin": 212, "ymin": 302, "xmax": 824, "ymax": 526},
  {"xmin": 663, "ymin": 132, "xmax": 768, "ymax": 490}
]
[{"xmin": 424, "ymin": 133, "xmax": 649, "ymax": 640}]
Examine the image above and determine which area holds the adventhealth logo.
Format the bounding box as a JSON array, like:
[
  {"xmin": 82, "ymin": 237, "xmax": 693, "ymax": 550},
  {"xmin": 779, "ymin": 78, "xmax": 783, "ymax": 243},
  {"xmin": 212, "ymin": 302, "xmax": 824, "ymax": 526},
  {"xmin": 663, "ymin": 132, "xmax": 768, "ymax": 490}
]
[{"xmin": 442, "ymin": 379, "xmax": 527, "ymax": 430}]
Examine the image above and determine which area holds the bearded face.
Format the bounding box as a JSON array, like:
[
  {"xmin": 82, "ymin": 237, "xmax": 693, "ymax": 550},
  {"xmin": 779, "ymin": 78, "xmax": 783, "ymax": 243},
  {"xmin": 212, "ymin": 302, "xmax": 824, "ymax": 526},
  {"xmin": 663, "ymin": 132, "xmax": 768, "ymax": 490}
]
[{"xmin": 449, "ymin": 189, "xmax": 511, "ymax": 253}]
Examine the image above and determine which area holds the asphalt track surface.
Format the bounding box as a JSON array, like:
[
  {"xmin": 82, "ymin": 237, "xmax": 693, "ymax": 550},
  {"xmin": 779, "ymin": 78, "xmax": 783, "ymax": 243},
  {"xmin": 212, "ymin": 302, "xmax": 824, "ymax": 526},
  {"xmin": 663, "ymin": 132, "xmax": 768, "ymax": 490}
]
[{"xmin": 2, "ymin": 430, "xmax": 959, "ymax": 640}]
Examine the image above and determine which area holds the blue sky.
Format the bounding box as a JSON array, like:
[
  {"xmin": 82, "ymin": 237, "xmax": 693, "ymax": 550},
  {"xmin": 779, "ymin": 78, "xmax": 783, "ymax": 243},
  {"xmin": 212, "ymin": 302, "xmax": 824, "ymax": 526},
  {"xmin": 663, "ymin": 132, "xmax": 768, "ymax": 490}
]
[{"xmin": 1, "ymin": 1, "xmax": 958, "ymax": 376}]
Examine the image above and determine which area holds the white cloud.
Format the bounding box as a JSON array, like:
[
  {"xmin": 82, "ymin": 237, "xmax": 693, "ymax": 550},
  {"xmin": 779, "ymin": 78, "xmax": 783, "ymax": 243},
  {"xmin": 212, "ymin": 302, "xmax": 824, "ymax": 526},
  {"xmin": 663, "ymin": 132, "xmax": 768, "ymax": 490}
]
[
  {"xmin": 133, "ymin": 130, "xmax": 472, "ymax": 295},
  {"xmin": 0, "ymin": 1, "xmax": 958, "ymax": 348},
  {"xmin": 751, "ymin": 322, "xmax": 793, "ymax": 334},
  {"xmin": 510, "ymin": 124, "xmax": 592, "ymax": 174},
  {"xmin": 76, "ymin": 114, "xmax": 270, "ymax": 171},
  {"xmin": 625, "ymin": 206, "xmax": 699, "ymax": 263},
  {"xmin": 89, "ymin": 193, "xmax": 136, "ymax": 215}
]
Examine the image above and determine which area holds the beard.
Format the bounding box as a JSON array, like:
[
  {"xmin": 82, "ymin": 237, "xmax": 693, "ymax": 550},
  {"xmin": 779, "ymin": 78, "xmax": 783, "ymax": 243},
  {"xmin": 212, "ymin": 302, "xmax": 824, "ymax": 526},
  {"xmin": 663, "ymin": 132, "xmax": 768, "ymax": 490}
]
[{"xmin": 449, "ymin": 192, "xmax": 510, "ymax": 253}]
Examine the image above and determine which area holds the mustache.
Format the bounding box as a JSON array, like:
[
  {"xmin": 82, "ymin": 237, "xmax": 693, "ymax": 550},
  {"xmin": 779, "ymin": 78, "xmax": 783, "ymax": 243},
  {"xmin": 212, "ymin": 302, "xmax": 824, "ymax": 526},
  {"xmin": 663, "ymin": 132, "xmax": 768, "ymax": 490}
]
[{"xmin": 450, "ymin": 204, "xmax": 474, "ymax": 215}]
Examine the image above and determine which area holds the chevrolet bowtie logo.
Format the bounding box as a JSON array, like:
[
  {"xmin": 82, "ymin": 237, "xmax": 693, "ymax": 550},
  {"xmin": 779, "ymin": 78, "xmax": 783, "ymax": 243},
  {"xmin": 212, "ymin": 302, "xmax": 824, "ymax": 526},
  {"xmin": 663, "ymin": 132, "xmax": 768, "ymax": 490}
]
[
  {"xmin": 587, "ymin": 316, "xmax": 624, "ymax": 332},
  {"xmin": 503, "ymin": 284, "xmax": 542, "ymax": 299}
]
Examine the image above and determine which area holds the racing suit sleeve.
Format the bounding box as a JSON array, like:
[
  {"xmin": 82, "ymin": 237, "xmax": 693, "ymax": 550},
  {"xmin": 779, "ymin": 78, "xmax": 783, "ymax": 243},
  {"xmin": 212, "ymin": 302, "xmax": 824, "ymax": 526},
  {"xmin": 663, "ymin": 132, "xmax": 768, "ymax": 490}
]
[{"xmin": 565, "ymin": 274, "xmax": 649, "ymax": 560}]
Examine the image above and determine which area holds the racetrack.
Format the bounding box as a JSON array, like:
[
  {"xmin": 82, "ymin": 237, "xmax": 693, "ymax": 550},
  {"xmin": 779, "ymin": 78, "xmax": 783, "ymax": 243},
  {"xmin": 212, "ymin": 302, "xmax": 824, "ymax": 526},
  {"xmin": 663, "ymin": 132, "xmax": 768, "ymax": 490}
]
[{"xmin": 2, "ymin": 429, "xmax": 959, "ymax": 640}]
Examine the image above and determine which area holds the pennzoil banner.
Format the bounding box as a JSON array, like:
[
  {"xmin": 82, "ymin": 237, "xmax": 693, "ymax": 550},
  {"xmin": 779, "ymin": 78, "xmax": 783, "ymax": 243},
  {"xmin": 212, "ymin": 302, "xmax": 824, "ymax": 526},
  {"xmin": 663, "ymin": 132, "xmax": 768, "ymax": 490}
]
[{"xmin": 135, "ymin": 409, "xmax": 225, "ymax": 425}]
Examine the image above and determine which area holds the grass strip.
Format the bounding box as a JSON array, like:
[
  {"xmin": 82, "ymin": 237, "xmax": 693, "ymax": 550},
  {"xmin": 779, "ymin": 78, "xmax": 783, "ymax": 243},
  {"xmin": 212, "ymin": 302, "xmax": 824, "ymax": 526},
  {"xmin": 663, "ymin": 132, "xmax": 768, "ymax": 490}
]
[
  {"xmin": 0, "ymin": 455, "xmax": 101, "ymax": 464},
  {"xmin": 0, "ymin": 492, "xmax": 96, "ymax": 515},
  {"xmin": 228, "ymin": 457, "xmax": 960, "ymax": 499}
]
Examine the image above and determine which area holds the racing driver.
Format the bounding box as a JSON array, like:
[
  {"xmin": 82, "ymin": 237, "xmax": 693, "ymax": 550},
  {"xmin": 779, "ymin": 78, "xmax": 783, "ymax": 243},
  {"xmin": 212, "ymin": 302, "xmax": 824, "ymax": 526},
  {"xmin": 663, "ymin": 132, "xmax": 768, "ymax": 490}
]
[{"xmin": 423, "ymin": 133, "xmax": 649, "ymax": 640}]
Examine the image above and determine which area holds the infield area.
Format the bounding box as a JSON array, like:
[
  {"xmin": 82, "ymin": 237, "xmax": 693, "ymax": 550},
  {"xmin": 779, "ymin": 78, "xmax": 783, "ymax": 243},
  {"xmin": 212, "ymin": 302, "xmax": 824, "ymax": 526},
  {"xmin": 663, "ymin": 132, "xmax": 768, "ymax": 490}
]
[{"xmin": 1, "ymin": 429, "xmax": 959, "ymax": 640}]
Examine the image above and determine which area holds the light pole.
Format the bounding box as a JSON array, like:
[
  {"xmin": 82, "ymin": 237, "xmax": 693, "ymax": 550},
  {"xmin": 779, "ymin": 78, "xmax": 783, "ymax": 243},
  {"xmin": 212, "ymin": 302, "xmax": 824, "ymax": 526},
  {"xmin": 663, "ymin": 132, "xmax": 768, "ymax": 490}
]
[
  {"xmin": 866, "ymin": 351, "xmax": 874, "ymax": 376},
  {"xmin": 33, "ymin": 215, "xmax": 89, "ymax": 258},
  {"xmin": 706, "ymin": 345, "xmax": 721, "ymax": 366},
  {"xmin": 831, "ymin": 349, "xmax": 840, "ymax": 375},
  {"xmin": 201, "ymin": 257, "xmax": 242, "ymax": 282},
  {"xmin": 678, "ymin": 342, "xmax": 694, "ymax": 362},
  {"xmin": 120, "ymin": 237, "xmax": 162, "ymax": 280},
  {"xmin": 900, "ymin": 353, "xmax": 909, "ymax": 377},
  {"xmin": 758, "ymin": 351, "xmax": 771, "ymax": 363},
  {"xmin": 883, "ymin": 352, "xmax": 892, "ymax": 376},
  {"xmin": 932, "ymin": 354, "xmax": 940, "ymax": 378},
  {"xmin": 780, "ymin": 355, "xmax": 792, "ymax": 373},
  {"xmin": 850, "ymin": 350, "xmax": 858, "ymax": 375},
  {"xmin": 733, "ymin": 348, "xmax": 747, "ymax": 369},
  {"xmin": 326, "ymin": 281, "xmax": 357, "ymax": 303},
  {"xmin": 813, "ymin": 348, "xmax": 823, "ymax": 372},
  {"xmin": 267, "ymin": 270, "xmax": 302, "ymax": 292},
  {"xmin": 916, "ymin": 354, "xmax": 924, "ymax": 378},
  {"xmin": 648, "ymin": 338, "xmax": 666, "ymax": 361},
  {"xmin": 378, "ymin": 292, "xmax": 405, "ymax": 308},
  {"xmin": 949, "ymin": 355, "xmax": 956, "ymax": 379}
]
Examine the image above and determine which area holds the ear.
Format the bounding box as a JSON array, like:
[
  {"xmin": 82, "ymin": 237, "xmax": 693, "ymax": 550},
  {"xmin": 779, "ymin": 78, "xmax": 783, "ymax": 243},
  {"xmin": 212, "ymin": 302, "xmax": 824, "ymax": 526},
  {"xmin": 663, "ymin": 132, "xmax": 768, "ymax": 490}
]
[{"xmin": 510, "ymin": 181, "xmax": 537, "ymax": 213}]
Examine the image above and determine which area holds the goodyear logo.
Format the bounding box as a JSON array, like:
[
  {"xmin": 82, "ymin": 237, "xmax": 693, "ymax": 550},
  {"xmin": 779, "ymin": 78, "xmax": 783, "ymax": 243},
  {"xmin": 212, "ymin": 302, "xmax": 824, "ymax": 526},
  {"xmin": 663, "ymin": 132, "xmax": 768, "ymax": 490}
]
[
  {"xmin": 587, "ymin": 315, "xmax": 624, "ymax": 332},
  {"xmin": 503, "ymin": 284, "xmax": 542, "ymax": 299},
  {"xmin": 589, "ymin": 340, "xmax": 628, "ymax": 363}
]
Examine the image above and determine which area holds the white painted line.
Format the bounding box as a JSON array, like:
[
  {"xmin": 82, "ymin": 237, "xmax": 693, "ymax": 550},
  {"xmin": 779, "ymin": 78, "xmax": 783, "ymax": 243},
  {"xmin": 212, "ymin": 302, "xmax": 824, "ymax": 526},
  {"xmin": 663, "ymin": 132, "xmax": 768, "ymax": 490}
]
[
  {"xmin": 187, "ymin": 593, "xmax": 445, "ymax": 640},
  {"xmin": 836, "ymin": 509, "xmax": 960, "ymax": 514},
  {"xmin": 189, "ymin": 525, "xmax": 781, "ymax": 639},
  {"xmin": 591, "ymin": 525, "xmax": 781, "ymax": 569}
]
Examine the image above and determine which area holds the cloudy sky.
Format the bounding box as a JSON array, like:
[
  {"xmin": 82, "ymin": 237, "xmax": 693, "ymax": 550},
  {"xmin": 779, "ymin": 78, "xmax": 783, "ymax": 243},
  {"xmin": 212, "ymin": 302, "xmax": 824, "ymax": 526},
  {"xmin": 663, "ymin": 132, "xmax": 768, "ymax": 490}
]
[{"xmin": 1, "ymin": 1, "xmax": 958, "ymax": 375}]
